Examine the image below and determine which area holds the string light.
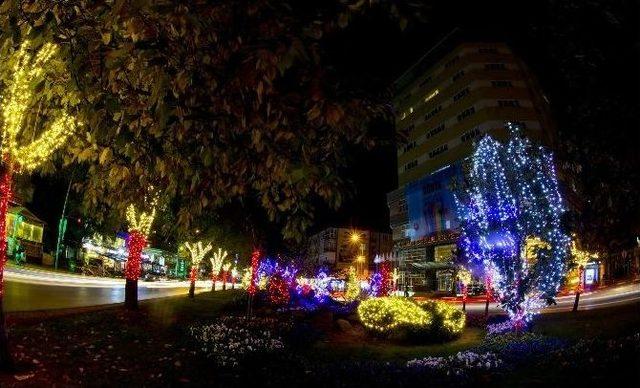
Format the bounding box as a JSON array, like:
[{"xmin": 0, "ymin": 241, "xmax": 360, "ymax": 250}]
[
  {"xmin": 0, "ymin": 40, "xmax": 79, "ymax": 298},
  {"xmin": 344, "ymin": 266, "xmax": 360, "ymax": 301},
  {"xmin": 124, "ymin": 202, "xmax": 157, "ymax": 282},
  {"xmin": 358, "ymin": 297, "xmax": 432, "ymax": 333},
  {"xmin": 456, "ymin": 122, "xmax": 570, "ymax": 327},
  {"xmin": 208, "ymin": 247, "xmax": 227, "ymax": 290},
  {"xmin": 124, "ymin": 230, "xmax": 146, "ymax": 281},
  {"xmin": 1, "ymin": 41, "xmax": 79, "ymax": 172},
  {"xmin": 126, "ymin": 204, "xmax": 156, "ymax": 236},
  {"xmin": 184, "ymin": 241, "xmax": 213, "ymax": 285},
  {"xmin": 247, "ymin": 250, "xmax": 261, "ymax": 296},
  {"xmin": 267, "ymin": 273, "xmax": 291, "ymax": 305}
]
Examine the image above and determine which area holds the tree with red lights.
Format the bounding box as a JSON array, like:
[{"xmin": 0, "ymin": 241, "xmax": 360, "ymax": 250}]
[
  {"xmin": 124, "ymin": 203, "xmax": 156, "ymax": 309},
  {"xmin": 183, "ymin": 241, "xmax": 213, "ymax": 299},
  {"xmin": 0, "ymin": 40, "xmax": 80, "ymax": 368}
]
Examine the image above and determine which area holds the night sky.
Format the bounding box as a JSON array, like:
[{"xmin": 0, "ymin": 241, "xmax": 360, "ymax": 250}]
[{"xmin": 27, "ymin": 0, "xmax": 639, "ymax": 249}]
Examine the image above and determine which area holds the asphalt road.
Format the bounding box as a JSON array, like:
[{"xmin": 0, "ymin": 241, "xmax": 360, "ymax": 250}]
[
  {"xmin": 3, "ymin": 266, "xmax": 639, "ymax": 314},
  {"xmin": 462, "ymin": 281, "xmax": 640, "ymax": 314},
  {"xmin": 3, "ymin": 266, "xmax": 218, "ymax": 312}
]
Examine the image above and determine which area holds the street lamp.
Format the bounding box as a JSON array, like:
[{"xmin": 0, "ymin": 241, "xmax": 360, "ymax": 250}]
[{"xmin": 350, "ymin": 231, "xmax": 366, "ymax": 277}]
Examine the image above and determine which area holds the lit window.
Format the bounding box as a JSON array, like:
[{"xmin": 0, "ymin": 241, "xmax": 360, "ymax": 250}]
[{"xmin": 424, "ymin": 89, "xmax": 439, "ymax": 103}]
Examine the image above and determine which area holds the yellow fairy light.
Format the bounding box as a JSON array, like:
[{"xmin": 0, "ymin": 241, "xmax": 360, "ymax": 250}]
[
  {"xmin": 457, "ymin": 266, "xmax": 472, "ymax": 286},
  {"xmin": 126, "ymin": 204, "xmax": 156, "ymax": 236},
  {"xmin": 209, "ymin": 247, "xmax": 228, "ymax": 277},
  {"xmin": 183, "ymin": 241, "xmax": 213, "ymax": 268},
  {"xmin": 358, "ymin": 297, "xmax": 432, "ymax": 333},
  {"xmin": 524, "ymin": 236, "xmax": 550, "ymax": 265},
  {"xmin": 1, "ymin": 40, "xmax": 79, "ymax": 172}
]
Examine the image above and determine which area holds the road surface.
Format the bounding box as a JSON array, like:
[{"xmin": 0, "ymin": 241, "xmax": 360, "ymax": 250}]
[
  {"xmin": 4, "ymin": 266, "xmax": 223, "ymax": 312},
  {"xmin": 461, "ymin": 281, "xmax": 640, "ymax": 314},
  {"xmin": 3, "ymin": 266, "xmax": 638, "ymax": 313}
]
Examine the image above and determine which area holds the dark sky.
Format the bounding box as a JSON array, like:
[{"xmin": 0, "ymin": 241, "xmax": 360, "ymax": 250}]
[
  {"xmin": 309, "ymin": 0, "xmax": 639, "ymax": 237},
  {"xmin": 27, "ymin": 0, "xmax": 639, "ymax": 249}
]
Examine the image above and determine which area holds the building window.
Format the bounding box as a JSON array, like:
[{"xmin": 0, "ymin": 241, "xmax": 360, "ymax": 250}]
[
  {"xmin": 457, "ymin": 106, "xmax": 476, "ymax": 122},
  {"xmin": 444, "ymin": 55, "xmax": 459, "ymax": 69},
  {"xmin": 424, "ymin": 89, "xmax": 439, "ymax": 103},
  {"xmin": 419, "ymin": 76, "xmax": 432, "ymax": 88},
  {"xmin": 461, "ymin": 127, "xmax": 481, "ymax": 143},
  {"xmin": 498, "ymin": 99, "xmax": 521, "ymax": 108},
  {"xmin": 485, "ymin": 63, "xmax": 506, "ymax": 70},
  {"xmin": 429, "ymin": 144, "xmax": 448, "ymax": 158},
  {"xmin": 491, "ymin": 80, "xmax": 513, "ymax": 88},
  {"xmin": 426, "ymin": 123, "xmax": 445, "ymax": 139},
  {"xmin": 401, "ymin": 124, "xmax": 415, "ymax": 133},
  {"xmin": 403, "ymin": 141, "xmax": 416, "ymax": 153},
  {"xmin": 452, "ymin": 70, "xmax": 465, "ymax": 82},
  {"xmin": 404, "ymin": 160, "xmax": 418, "ymax": 171},
  {"xmin": 478, "ymin": 47, "xmax": 498, "ymax": 54},
  {"xmin": 424, "ymin": 105, "xmax": 442, "ymax": 121},
  {"xmin": 452, "ymin": 87, "xmax": 470, "ymax": 102}
]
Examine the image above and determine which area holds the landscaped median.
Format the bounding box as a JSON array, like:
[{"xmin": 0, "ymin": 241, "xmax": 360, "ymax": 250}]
[{"xmin": 1, "ymin": 290, "xmax": 638, "ymax": 386}]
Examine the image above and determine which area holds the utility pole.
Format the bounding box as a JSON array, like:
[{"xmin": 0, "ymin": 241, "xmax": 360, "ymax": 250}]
[{"xmin": 54, "ymin": 177, "xmax": 73, "ymax": 269}]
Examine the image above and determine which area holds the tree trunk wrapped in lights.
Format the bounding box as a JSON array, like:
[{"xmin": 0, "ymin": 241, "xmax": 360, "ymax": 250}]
[
  {"xmin": 209, "ymin": 248, "xmax": 228, "ymax": 292},
  {"xmin": 456, "ymin": 123, "xmax": 570, "ymax": 329},
  {"xmin": 125, "ymin": 204, "xmax": 156, "ymax": 309},
  {"xmin": 184, "ymin": 241, "xmax": 213, "ymax": 298},
  {"xmin": 0, "ymin": 41, "xmax": 80, "ymax": 368}
]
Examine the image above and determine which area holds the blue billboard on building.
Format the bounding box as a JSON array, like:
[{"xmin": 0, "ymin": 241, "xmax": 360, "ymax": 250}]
[{"xmin": 404, "ymin": 163, "xmax": 463, "ymax": 241}]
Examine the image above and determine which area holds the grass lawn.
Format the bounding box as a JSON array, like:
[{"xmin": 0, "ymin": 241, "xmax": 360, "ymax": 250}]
[
  {"xmin": 0, "ymin": 291, "xmax": 637, "ymax": 386},
  {"xmin": 312, "ymin": 327, "xmax": 484, "ymax": 361}
]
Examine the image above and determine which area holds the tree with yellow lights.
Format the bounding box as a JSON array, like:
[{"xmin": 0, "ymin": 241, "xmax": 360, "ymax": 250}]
[
  {"xmin": 0, "ymin": 40, "xmax": 80, "ymax": 367},
  {"xmin": 125, "ymin": 203, "xmax": 157, "ymax": 309},
  {"xmin": 344, "ymin": 266, "xmax": 360, "ymax": 302},
  {"xmin": 209, "ymin": 247, "xmax": 228, "ymax": 291},
  {"xmin": 221, "ymin": 262, "xmax": 232, "ymax": 291},
  {"xmin": 183, "ymin": 241, "xmax": 213, "ymax": 299}
]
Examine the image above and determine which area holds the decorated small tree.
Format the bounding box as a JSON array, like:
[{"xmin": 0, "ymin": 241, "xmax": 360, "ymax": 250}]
[
  {"xmin": 456, "ymin": 266, "xmax": 472, "ymax": 311},
  {"xmin": 344, "ymin": 266, "xmax": 360, "ymax": 302},
  {"xmin": 184, "ymin": 241, "xmax": 213, "ymax": 298},
  {"xmin": 125, "ymin": 203, "xmax": 156, "ymax": 308},
  {"xmin": 456, "ymin": 123, "xmax": 570, "ymax": 329},
  {"xmin": 0, "ymin": 40, "xmax": 80, "ymax": 367},
  {"xmin": 221, "ymin": 263, "xmax": 231, "ymax": 290},
  {"xmin": 209, "ymin": 247, "xmax": 228, "ymax": 291}
]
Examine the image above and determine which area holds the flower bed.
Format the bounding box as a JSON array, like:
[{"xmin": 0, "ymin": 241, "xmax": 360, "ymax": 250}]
[
  {"xmin": 407, "ymin": 351, "xmax": 503, "ymax": 376},
  {"xmin": 189, "ymin": 316, "xmax": 286, "ymax": 367}
]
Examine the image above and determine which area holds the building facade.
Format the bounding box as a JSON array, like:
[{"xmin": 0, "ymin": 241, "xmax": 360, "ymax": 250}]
[
  {"xmin": 388, "ymin": 40, "xmax": 555, "ymax": 293},
  {"xmin": 6, "ymin": 205, "xmax": 45, "ymax": 263},
  {"xmin": 307, "ymin": 227, "xmax": 393, "ymax": 274}
]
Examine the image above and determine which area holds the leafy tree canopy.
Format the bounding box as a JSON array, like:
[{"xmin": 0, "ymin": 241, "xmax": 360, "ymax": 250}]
[{"xmin": 0, "ymin": 0, "xmax": 424, "ymax": 244}]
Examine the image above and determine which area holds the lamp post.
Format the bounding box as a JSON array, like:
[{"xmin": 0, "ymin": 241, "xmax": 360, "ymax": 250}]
[{"xmin": 350, "ymin": 231, "xmax": 366, "ymax": 278}]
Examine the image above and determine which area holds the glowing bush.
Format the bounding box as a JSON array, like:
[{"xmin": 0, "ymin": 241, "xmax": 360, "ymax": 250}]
[
  {"xmin": 418, "ymin": 300, "xmax": 466, "ymax": 339},
  {"xmin": 358, "ymin": 297, "xmax": 466, "ymax": 342},
  {"xmin": 357, "ymin": 297, "xmax": 432, "ymax": 334}
]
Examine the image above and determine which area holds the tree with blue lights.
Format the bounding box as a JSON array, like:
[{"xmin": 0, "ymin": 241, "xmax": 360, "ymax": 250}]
[{"xmin": 456, "ymin": 122, "xmax": 570, "ymax": 328}]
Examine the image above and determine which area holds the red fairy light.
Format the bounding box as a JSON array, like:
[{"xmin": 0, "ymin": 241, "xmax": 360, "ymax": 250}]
[
  {"xmin": 0, "ymin": 167, "xmax": 12, "ymax": 296},
  {"xmin": 125, "ymin": 230, "xmax": 146, "ymax": 281},
  {"xmin": 247, "ymin": 250, "xmax": 260, "ymax": 296}
]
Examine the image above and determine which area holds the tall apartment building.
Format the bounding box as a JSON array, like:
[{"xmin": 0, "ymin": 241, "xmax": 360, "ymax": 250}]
[
  {"xmin": 307, "ymin": 227, "xmax": 393, "ymax": 274},
  {"xmin": 388, "ymin": 40, "xmax": 555, "ymax": 293}
]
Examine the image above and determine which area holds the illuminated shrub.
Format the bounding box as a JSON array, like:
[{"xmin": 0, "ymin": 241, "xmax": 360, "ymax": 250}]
[
  {"xmin": 357, "ymin": 297, "xmax": 432, "ymax": 335},
  {"xmin": 358, "ymin": 297, "xmax": 466, "ymax": 342},
  {"xmin": 418, "ymin": 300, "xmax": 466, "ymax": 340}
]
